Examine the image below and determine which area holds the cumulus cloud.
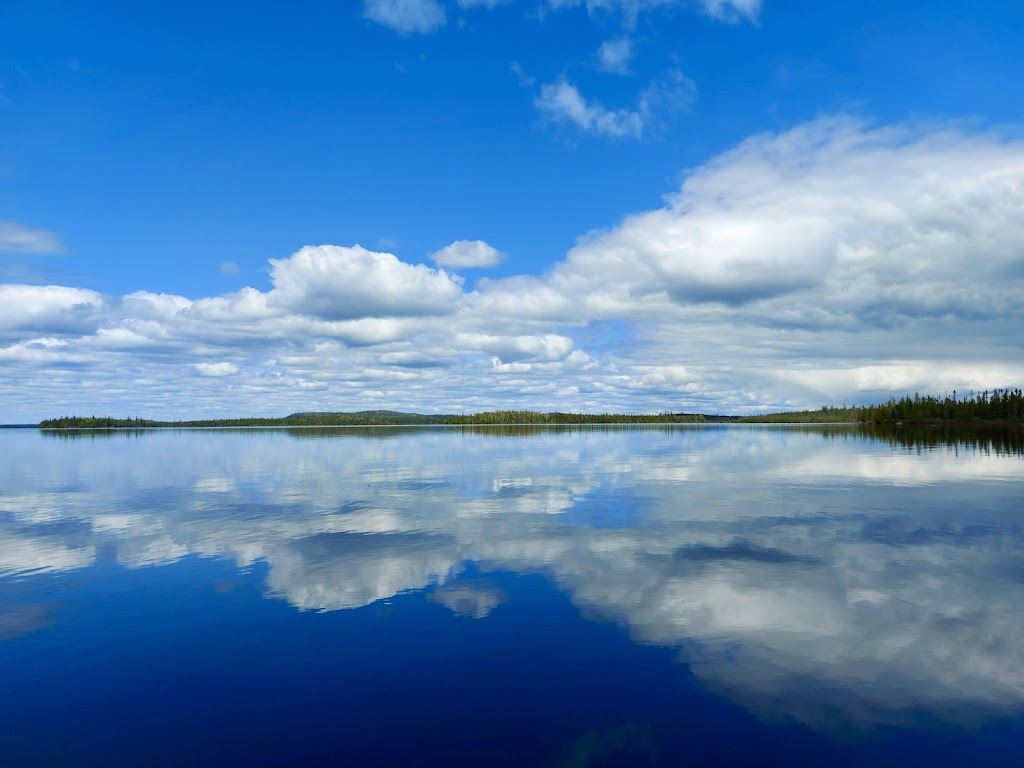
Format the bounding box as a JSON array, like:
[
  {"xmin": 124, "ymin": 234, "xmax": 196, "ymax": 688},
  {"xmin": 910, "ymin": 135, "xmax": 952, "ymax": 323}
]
[
  {"xmin": 267, "ymin": 245, "xmax": 464, "ymax": 319},
  {"xmin": 0, "ymin": 222, "xmax": 64, "ymax": 254},
  {"xmin": 561, "ymin": 117, "xmax": 1024, "ymax": 316},
  {"xmin": 429, "ymin": 239, "xmax": 504, "ymax": 268},
  {"xmin": 362, "ymin": 0, "xmax": 446, "ymax": 34},
  {"xmin": 0, "ymin": 284, "xmax": 102, "ymax": 335}
]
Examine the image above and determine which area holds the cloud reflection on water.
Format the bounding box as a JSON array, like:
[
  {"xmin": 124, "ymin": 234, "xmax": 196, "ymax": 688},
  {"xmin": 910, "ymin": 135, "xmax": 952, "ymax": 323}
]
[{"xmin": 1, "ymin": 425, "xmax": 1023, "ymax": 729}]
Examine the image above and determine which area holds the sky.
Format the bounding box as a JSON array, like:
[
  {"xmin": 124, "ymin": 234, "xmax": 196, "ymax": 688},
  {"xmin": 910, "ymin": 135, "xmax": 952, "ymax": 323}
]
[{"xmin": 1, "ymin": 0, "xmax": 1023, "ymax": 421}]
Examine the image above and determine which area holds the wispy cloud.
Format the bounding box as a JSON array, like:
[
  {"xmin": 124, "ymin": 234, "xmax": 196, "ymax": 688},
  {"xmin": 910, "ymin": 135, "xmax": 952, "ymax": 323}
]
[
  {"xmin": 699, "ymin": 0, "xmax": 761, "ymax": 24},
  {"xmin": 535, "ymin": 70, "xmax": 694, "ymax": 139},
  {"xmin": 509, "ymin": 61, "xmax": 535, "ymax": 88},
  {"xmin": 456, "ymin": 0, "xmax": 511, "ymax": 8},
  {"xmin": 0, "ymin": 221, "xmax": 64, "ymax": 254},
  {"xmin": 361, "ymin": 0, "xmax": 760, "ymax": 36},
  {"xmin": 536, "ymin": 79, "xmax": 645, "ymax": 138},
  {"xmin": 362, "ymin": 0, "xmax": 446, "ymax": 35},
  {"xmin": 546, "ymin": 0, "xmax": 761, "ymax": 27},
  {"xmin": 596, "ymin": 37, "xmax": 634, "ymax": 75}
]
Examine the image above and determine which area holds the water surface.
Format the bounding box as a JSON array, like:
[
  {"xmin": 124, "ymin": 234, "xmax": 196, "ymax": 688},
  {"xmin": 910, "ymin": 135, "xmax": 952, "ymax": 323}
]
[{"xmin": 1, "ymin": 424, "xmax": 1023, "ymax": 765}]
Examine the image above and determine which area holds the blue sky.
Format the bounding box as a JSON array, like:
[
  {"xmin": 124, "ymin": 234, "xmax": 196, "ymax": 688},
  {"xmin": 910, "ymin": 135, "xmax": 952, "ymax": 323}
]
[{"xmin": 2, "ymin": 0, "xmax": 1024, "ymax": 420}]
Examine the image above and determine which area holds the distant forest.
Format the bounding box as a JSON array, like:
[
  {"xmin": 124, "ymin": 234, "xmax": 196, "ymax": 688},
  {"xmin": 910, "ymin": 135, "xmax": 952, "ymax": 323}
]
[
  {"xmin": 38, "ymin": 410, "xmax": 716, "ymax": 428},
  {"xmin": 36, "ymin": 389, "xmax": 1024, "ymax": 428},
  {"xmin": 735, "ymin": 390, "xmax": 1020, "ymax": 424}
]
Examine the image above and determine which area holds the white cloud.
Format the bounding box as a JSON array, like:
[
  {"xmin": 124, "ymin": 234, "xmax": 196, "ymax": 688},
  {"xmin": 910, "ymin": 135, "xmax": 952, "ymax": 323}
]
[
  {"xmin": 192, "ymin": 287, "xmax": 275, "ymax": 323},
  {"xmin": 299, "ymin": 316, "xmax": 421, "ymax": 345},
  {"xmin": 561, "ymin": 117, "xmax": 1024, "ymax": 316},
  {"xmin": 0, "ymin": 222, "xmax": 64, "ymax": 254},
  {"xmin": 362, "ymin": 0, "xmax": 446, "ymax": 34},
  {"xmin": 0, "ymin": 284, "xmax": 102, "ymax": 334},
  {"xmin": 219, "ymin": 261, "xmax": 240, "ymax": 275},
  {"xmin": 193, "ymin": 362, "xmax": 239, "ymax": 377},
  {"xmin": 536, "ymin": 79, "xmax": 645, "ymax": 139},
  {"xmin": 457, "ymin": 0, "xmax": 510, "ymax": 7},
  {"xmin": 470, "ymin": 275, "xmax": 583, "ymax": 322},
  {"xmin": 267, "ymin": 245, "xmax": 464, "ymax": 319},
  {"xmin": 429, "ymin": 239, "xmax": 504, "ymax": 268},
  {"xmin": 0, "ymin": 337, "xmax": 88, "ymax": 365},
  {"xmin": 122, "ymin": 291, "xmax": 192, "ymax": 319},
  {"xmin": 596, "ymin": 37, "xmax": 633, "ymax": 75},
  {"xmin": 457, "ymin": 332, "xmax": 575, "ymax": 362}
]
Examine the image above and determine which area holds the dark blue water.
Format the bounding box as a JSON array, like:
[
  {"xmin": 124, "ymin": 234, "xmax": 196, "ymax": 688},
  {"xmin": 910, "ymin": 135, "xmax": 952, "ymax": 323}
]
[{"xmin": 1, "ymin": 425, "xmax": 1023, "ymax": 766}]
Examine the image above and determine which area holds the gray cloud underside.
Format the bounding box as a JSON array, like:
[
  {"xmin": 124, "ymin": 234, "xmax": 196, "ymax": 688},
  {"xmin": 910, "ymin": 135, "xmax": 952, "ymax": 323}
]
[
  {"xmin": 1, "ymin": 427, "xmax": 1021, "ymax": 729},
  {"xmin": 3, "ymin": 118, "xmax": 1024, "ymax": 421}
]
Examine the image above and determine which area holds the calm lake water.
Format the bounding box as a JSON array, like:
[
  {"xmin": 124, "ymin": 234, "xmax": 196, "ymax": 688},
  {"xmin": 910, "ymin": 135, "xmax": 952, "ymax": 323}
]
[{"xmin": 1, "ymin": 424, "xmax": 1023, "ymax": 766}]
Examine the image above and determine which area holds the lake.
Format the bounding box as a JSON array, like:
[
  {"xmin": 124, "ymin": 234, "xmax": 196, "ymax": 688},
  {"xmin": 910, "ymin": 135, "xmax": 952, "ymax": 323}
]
[{"xmin": 1, "ymin": 424, "xmax": 1022, "ymax": 766}]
